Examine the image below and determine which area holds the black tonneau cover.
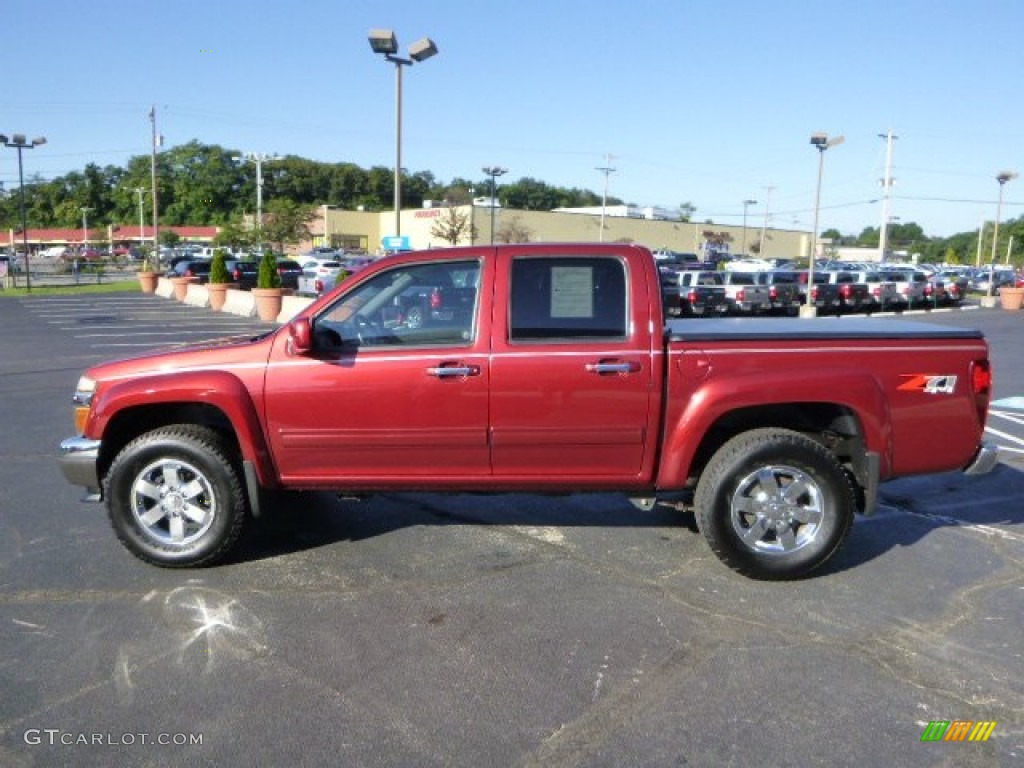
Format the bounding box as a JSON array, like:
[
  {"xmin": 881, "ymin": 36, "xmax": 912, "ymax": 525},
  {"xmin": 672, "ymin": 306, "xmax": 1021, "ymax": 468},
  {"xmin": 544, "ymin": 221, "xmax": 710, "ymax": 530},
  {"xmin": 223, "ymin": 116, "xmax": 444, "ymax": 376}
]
[{"xmin": 665, "ymin": 317, "xmax": 983, "ymax": 342}]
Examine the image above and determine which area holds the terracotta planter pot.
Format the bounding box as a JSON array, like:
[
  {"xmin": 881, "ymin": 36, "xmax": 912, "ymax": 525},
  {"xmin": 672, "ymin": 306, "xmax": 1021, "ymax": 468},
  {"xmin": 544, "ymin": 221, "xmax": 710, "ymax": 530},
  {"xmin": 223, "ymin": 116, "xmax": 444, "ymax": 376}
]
[
  {"xmin": 999, "ymin": 286, "xmax": 1024, "ymax": 311},
  {"xmin": 137, "ymin": 271, "xmax": 159, "ymax": 294},
  {"xmin": 207, "ymin": 283, "xmax": 230, "ymax": 311},
  {"xmin": 252, "ymin": 287, "xmax": 284, "ymax": 322},
  {"xmin": 170, "ymin": 276, "xmax": 197, "ymax": 302}
]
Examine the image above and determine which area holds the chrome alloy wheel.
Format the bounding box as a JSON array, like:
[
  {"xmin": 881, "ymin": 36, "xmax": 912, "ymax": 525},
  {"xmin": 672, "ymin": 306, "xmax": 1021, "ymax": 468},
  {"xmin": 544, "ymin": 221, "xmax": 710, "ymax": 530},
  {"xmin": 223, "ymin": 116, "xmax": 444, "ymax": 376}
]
[
  {"xmin": 130, "ymin": 458, "xmax": 217, "ymax": 547},
  {"xmin": 729, "ymin": 465, "xmax": 824, "ymax": 555}
]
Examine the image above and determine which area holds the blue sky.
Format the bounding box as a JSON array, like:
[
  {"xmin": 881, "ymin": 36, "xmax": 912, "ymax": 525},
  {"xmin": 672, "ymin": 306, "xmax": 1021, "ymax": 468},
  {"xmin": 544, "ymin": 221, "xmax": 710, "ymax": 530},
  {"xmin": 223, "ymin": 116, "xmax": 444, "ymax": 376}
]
[{"xmin": 2, "ymin": 0, "xmax": 1021, "ymax": 238}]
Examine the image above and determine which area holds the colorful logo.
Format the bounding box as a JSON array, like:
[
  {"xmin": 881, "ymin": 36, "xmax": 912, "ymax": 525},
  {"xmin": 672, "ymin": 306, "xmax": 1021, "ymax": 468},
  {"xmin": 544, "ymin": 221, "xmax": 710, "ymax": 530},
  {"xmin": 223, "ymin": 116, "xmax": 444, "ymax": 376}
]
[{"xmin": 920, "ymin": 720, "xmax": 996, "ymax": 742}]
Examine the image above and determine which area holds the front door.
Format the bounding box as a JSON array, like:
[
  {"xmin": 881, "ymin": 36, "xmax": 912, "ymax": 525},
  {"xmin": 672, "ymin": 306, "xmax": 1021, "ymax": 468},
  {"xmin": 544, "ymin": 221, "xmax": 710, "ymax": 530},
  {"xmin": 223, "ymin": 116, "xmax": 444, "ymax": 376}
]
[{"xmin": 264, "ymin": 257, "xmax": 491, "ymax": 486}]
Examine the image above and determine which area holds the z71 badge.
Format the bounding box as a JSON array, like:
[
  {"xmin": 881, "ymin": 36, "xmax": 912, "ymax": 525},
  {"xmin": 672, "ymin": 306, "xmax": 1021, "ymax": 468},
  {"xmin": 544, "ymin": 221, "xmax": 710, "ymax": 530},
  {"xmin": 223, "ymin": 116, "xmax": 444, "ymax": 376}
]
[{"xmin": 898, "ymin": 374, "xmax": 958, "ymax": 394}]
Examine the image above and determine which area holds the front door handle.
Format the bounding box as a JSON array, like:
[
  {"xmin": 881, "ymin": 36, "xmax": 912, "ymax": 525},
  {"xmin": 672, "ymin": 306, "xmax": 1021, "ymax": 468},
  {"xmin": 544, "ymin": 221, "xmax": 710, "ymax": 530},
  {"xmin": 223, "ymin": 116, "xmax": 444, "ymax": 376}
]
[
  {"xmin": 426, "ymin": 364, "xmax": 480, "ymax": 378},
  {"xmin": 585, "ymin": 361, "xmax": 640, "ymax": 375}
]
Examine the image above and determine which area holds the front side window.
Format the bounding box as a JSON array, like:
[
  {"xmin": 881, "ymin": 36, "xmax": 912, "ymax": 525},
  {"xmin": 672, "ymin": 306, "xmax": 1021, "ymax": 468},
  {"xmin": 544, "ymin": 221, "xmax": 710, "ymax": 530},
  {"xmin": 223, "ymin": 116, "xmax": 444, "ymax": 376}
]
[
  {"xmin": 509, "ymin": 256, "xmax": 627, "ymax": 341},
  {"xmin": 314, "ymin": 260, "xmax": 480, "ymax": 349}
]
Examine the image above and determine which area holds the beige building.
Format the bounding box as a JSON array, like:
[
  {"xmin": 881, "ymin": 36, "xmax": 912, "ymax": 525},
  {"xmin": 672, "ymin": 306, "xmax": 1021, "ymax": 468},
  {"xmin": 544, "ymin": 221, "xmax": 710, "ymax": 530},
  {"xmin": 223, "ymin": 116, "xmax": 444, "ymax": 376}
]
[{"xmin": 308, "ymin": 203, "xmax": 812, "ymax": 261}]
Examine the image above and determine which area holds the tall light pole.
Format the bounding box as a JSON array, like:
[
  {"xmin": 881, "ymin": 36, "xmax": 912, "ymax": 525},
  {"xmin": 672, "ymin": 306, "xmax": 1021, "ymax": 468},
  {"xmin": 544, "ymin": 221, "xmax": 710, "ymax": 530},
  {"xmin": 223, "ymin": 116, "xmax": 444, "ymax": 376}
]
[
  {"xmin": 368, "ymin": 28, "xmax": 439, "ymax": 242},
  {"xmin": 987, "ymin": 170, "xmax": 1018, "ymax": 298},
  {"xmin": 482, "ymin": 166, "xmax": 507, "ymax": 244},
  {"xmin": 596, "ymin": 154, "xmax": 616, "ymax": 243},
  {"xmin": 0, "ymin": 133, "xmax": 46, "ymax": 291},
  {"xmin": 804, "ymin": 132, "xmax": 844, "ymax": 318},
  {"xmin": 238, "ymin": 152, "xmax": 278, "ymax": 252},
  {"xmin": 741, "ymin": 198, "xmax": 757, "ymax": 256}
]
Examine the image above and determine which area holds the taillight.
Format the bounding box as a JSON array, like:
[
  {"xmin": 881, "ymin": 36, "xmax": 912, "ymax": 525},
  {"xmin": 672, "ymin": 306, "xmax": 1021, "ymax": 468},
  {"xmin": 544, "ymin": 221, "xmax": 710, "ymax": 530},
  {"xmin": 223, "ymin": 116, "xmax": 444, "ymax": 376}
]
[
  {"xmin": 811, "ymin": 287, "xmax": 819, "ymax": 300},
  {"xmin": 971, "ymin": 359, "xmax": 993, "ymax": 425},
  {"xmin": 185, "ymin": 268, "xmax": 194, "ymax": 277},
  {"xmin": 232, "ymin": 268, "xmax": 242, "ymax": 280},
  {"xmin": 687, "ymin": 289, "xmax": 698, "ymax": 302},
  {"xmin": 769, "ymin": 287, "xmax": 779, "ymax": 300},
  {"xmin": 314, "ymin": 279, "xmax": 324, "ymax": 293},
  {"xmin": 840, "ymin": 285, "xmax": 853, "ymax": 298},
  {"xmin": 430, "ymin": 289, "xmax": 443, "ymax": 309}
]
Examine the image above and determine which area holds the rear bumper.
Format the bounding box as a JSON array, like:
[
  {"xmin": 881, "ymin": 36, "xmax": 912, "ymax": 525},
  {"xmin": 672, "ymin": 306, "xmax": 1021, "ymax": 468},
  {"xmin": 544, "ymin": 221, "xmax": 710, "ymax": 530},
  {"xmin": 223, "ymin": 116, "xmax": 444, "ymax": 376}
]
[
  {"xmin": 58, "ymin": 436, "xmax": 102, "ymax": 499},
  {"xmin": 963, "ymin": 441, "xmax": 999, "ymax": 476}
]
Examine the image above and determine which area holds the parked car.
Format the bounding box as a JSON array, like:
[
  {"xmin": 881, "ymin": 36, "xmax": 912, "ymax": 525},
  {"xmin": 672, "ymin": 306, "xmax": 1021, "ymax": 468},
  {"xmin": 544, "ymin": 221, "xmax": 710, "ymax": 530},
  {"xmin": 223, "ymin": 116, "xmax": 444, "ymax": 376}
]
[
  {"xmin": 820, "ymin": 270, "xmax": 871, "ymax": 313},
  {"xmin": 879, "ymin": 268, "xmax": 928, "ymax": 309},
  {"xmin": 719, "ymin": 270, "xmax": 770, "ymax": 314},
  {"xmin": 848, "ymin": 270, "xmax": 899, "ymax": 313},
  {"xmin": 275, "ymin": 259, "xmax": 304, "ymax": 290},
  {"xmin": 167, "ymin": 259, "xmax": 212, "ymax": 283},
  {"xmin": 784, "ymin": 270, "xmax": 842, "ymax": 312},
  {"xmin": 674, "ymin": 270, "xmax": 729, "ymax": 317},
  {"xmin": 224, "ymin": 259, "xmax": 259, "ymax": 290},
  {"xmin": 751, "ymin": 270, "xmax": 802, "ymax": 315},
  {"xmin": 973, "ymin": 268, "xmax": 1017, "ymax": 295}
]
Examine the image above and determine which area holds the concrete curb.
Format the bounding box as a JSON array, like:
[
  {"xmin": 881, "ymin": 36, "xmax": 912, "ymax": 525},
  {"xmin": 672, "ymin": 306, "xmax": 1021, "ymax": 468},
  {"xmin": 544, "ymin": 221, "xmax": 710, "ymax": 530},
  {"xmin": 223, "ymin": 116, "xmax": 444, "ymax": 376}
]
[
  {"xmin": 184, "ymin": 284, "xmax": 210, "ymax": 308},
  {"xmin": 278, "ymin": 295, "xmax": 315, "ymax": 323},
  {"xmin": 222, "ymin": 288, "xmax": 256, "ymax": 318},
  {"xmin": 155, "ymin": 277, "xmax": 174, "ymax": 298}
]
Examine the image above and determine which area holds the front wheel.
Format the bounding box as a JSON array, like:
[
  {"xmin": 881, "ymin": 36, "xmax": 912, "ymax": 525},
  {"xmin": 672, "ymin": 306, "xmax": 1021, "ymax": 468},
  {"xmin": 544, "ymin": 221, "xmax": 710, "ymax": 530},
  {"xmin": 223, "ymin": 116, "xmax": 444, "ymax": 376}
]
[
  {"xmin": 104, "ymin": 425, "xmax": 248, "ymax": 567},
  {"xmin": 694, "ymin": 428, "xmax": 855, "ymax": 580}
]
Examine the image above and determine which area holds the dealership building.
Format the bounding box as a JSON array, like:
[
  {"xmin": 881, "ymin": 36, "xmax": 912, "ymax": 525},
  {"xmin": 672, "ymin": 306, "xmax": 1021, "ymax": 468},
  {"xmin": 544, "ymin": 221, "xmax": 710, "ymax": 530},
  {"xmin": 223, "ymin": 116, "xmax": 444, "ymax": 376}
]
[{"xmin": 310, "ymin": 203, "xmax": 813, "ymax": 260}]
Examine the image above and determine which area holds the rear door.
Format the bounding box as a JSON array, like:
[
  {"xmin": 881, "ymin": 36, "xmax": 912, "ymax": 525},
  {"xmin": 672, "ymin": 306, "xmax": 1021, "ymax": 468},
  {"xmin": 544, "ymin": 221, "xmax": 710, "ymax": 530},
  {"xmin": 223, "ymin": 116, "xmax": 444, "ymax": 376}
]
[{"xmin": 488, "ymin": 247, "xmax": 659, "ymax": 486}]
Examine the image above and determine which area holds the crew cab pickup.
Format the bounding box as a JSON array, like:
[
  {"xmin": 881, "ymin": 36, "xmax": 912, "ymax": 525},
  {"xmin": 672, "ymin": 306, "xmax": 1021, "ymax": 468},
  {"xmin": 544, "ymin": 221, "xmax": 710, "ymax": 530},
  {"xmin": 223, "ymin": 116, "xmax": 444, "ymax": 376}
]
[{"xmin": 58, "ymin": 244, "xmax": 998, "ymax": 580}]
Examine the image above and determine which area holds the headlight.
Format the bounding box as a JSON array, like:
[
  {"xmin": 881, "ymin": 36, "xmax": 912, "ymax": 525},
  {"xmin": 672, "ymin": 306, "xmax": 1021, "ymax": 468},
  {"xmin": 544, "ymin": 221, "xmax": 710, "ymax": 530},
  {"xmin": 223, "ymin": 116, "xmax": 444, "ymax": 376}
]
[{"xmin": 73, "ymin": 376, "xmax": 96, "ymax": 434}]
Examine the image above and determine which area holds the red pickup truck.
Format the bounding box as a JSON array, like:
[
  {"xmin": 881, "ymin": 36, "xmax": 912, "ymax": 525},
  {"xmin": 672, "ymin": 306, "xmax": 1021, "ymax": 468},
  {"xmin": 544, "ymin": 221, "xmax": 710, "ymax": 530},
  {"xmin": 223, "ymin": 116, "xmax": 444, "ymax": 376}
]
[{"xmin": 58, "ymin": 244, "xmax": 998, "ymax": 579}]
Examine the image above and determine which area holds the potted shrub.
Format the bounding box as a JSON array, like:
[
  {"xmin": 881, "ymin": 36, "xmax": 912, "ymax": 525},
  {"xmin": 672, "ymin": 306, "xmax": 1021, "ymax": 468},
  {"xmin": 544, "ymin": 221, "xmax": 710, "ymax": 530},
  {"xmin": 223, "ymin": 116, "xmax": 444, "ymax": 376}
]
[
  {"xmin": 252, "ymin": 250, "xmax": 284, "ymax": 322},
  {"xmin": 206, "ymin": 248, "xmax": 232, "ymax": 311},
  {"xmin": 137, "ymin": 249, "xmax": 159, "ymax": 294}
]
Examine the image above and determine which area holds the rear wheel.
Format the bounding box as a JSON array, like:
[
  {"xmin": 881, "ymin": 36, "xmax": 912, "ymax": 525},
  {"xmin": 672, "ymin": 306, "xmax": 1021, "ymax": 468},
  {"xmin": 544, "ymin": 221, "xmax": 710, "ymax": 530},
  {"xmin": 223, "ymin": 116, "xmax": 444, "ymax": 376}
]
[
  {"xmin": 694, "ymin": 428, "xmax": 855, "ymax": 580},
  {"xmin": 104, "ymin": 425, "xmax": 248, "ymax": 567}
]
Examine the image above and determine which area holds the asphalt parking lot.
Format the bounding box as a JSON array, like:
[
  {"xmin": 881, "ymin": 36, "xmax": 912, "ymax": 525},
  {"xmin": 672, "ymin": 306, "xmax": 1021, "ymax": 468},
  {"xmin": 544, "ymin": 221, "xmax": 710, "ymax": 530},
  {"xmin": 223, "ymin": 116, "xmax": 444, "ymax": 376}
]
[{"xmin": 0, "ymin": 292, "xmax": 1022, "ymax": 767}]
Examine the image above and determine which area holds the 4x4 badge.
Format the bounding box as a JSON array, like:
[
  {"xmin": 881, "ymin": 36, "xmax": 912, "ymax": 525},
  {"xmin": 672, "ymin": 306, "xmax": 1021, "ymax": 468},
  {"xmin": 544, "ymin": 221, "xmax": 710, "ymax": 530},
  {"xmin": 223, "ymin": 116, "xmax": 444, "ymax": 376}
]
[{"xmin": 898, "ymin": 374, "xmax": 958, "ymax": 394}]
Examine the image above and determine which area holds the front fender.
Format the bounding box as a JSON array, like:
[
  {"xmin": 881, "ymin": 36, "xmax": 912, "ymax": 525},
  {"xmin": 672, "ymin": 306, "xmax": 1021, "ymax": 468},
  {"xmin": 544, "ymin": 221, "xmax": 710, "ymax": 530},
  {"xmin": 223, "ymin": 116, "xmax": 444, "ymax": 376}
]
[
  {"xmin": 657, "ymin": 364, "xmax": 891, "ymax": 488},
  {"xmin": 87, "ymin": 370, "xmax": 277, "ymax": 486}
]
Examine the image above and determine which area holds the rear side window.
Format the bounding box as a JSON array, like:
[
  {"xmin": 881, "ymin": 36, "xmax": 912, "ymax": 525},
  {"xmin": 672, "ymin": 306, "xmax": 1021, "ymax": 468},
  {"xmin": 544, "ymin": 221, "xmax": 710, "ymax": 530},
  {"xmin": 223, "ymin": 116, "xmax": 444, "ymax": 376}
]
[{"xmin": 510, "ymin": 256, "xmax": 627, "ymax": 341}]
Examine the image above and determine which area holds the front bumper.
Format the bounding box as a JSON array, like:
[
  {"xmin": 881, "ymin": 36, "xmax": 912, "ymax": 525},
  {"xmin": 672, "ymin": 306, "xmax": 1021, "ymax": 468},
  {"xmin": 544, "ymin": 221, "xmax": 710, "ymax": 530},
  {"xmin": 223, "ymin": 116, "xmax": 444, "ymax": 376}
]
[
  {"xmin": 963, "ymin": 441, "xmax": 999, "ymax": 476},
  {"xmin": 59, "ymin": 436, "xmax": 102, "ymax": 500}
]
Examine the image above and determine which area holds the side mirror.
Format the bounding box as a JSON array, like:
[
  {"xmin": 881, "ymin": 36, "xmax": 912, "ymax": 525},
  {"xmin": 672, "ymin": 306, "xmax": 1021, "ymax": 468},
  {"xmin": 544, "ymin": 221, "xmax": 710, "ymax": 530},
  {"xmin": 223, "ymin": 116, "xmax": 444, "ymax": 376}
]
[{"xmin": 287, "ymin": 317, "xmax": 312, "ymax": 355}]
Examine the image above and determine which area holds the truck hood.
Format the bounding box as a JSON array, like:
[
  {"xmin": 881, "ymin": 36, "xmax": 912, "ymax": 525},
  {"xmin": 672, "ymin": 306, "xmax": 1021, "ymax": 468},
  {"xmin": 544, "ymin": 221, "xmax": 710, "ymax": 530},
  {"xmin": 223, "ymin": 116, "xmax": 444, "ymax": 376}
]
[{"xmin": 84, "ymin": 330, "xmax": 277, "ymax": 384}]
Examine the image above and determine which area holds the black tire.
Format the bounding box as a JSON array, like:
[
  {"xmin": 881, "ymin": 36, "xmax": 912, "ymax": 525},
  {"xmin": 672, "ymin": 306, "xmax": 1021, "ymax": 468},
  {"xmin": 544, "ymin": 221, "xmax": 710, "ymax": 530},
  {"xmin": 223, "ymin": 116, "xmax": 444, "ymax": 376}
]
[
  {"xmin": 104, "ymin": 425, "xmax": 248, "ymax": 567},
  {"xmin": 694, "ymin": 428, "xmax": 855, "ymax": 580}
]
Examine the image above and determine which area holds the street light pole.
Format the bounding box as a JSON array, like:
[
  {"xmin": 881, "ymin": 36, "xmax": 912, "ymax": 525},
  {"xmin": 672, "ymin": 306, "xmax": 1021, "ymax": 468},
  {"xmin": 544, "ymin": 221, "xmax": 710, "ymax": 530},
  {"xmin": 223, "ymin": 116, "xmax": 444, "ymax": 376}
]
[
  {"xmin": 369, "ymin": 29, "xmax": 439, "ymax": 243},
  {"xmin": 482, "ymin": 166, "xmax": 507, "ymax": 244},
  {"xmin": 987, "ymin": 170, "xmax": 1018, "ymax": 298},
  {"xmin": 0, "ymin": 133, "xmax": 47, "ymax": 292},
  {"xmin": 741, "ymin": 198, "xmax": 757, "ymax": 256},
  {"xmin": 596, "ymin": 155, "xmax": 616, "ymax": 243}
]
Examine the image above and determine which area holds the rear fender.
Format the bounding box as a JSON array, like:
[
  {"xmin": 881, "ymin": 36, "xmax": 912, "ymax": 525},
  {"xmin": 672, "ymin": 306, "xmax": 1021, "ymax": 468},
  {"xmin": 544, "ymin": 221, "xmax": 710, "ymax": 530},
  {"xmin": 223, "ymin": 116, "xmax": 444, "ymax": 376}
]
[{"xmin": 657, "ymin": 367, "xmax": 890, "ymax": 489}]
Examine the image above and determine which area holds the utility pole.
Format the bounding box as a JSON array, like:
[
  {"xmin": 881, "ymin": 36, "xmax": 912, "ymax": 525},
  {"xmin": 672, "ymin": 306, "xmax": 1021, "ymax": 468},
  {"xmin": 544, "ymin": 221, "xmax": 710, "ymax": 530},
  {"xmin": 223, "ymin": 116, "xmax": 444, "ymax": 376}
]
[
  {"xmin": 149, "ymin": 106, "xmax": 161, "ymax": 257},
  {"xmin": 135, "ymin": 187, "xmax": 146, "ymax": 247},
  {"xmin": 595, "ymin": 154, "xmax": 616, "ymax": 243},
  {"xmin": 877, "ymin": 130, "xmax": 897, "ymax": 262}
]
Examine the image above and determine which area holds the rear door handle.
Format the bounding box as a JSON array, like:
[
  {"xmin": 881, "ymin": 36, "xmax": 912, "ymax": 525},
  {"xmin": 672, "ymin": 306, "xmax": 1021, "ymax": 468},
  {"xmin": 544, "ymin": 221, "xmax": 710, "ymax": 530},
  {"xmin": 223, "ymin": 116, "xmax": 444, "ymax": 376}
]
[{"xmin": 426, "ymin": 364, "xmax": 480, "ymax": 378}]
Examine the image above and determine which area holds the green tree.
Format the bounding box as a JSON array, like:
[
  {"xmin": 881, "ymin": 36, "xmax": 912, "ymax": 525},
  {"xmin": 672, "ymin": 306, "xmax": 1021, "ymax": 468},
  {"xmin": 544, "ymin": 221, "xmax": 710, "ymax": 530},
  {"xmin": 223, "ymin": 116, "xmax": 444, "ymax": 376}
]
[
  {"xmin": 430, "ymin": 206, "xmax": 476, "ymax": 245},
  {"xmin": 209, "ymin": 248, "xmax": 230, "ymax": 284},
  {"xmin": 257, "ymin": 250, "xmax": 281, "ymax": 289},
  {"xmin": 262, "ymin": 198, "xmax": 315, "ymax": 252}
]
